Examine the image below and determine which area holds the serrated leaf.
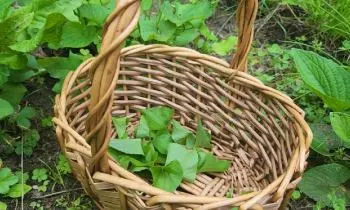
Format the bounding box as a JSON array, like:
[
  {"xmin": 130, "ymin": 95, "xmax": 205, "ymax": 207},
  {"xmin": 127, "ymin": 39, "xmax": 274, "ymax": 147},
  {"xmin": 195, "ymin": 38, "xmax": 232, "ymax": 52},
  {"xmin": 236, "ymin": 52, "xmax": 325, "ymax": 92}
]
[
  {"xmin": 32, "ymin": 168, "xmax": 48, "ymax": 182},
  {"xmin": 150, "ymin": 160, "xmax": 183, "ymax": 192},
  {"xmin": 0, "ymin": 99, "xmax": 13, "ymax": 120},
  {"xmin": 112, "ymin": 117, "xmax": 128, "ymax": 139},
  {"xmin": 310, "ymin": 123, "xmax": 343, "ymax": 156},
  {"xmin": 290, "ymin": 49, "xmax": 350, "ymax": 111},
  {"xmin": 330, "ymin": 112, "xmax": 350, "ymax": 147},
  {"xmin": 109, "ymin": 139, "xmax": 144, "ymax": 156},
  {"xmin": 16, "ymin": 107, "xmax": 38, "ymax": 129},
  {"xmin": 136, "ymin": 116, "xmax": 150, "ymax": 138},
  {"xmin": 195, "ymin": 121, "xmax": 211, "ymax": 149},
  {"xmin": 0, "ymin": 83, "xmax": 27, "ymax": 107},
  {"xmin": 0, "ymin": 168, "xmax": 19, "ymax": 194},
  {"xmin": 173, "ymin": 28, "xmax": 199, "ymax": 46},
  {"xmin": 298, "ymin": 163, "xmax": 350, "ymax": 206},
  {"xmin": 15, "ymin": 129, "xmax": 40, "ymax": 156},
  {"xmin": 79, "ymin": 2, "xmax": 113, "ymax": 26},
  {"xmin": 197, "ymin": 151, "xmax": 230, "ymax": 173},
  {"xmin": 171, "ymin": 120, "xmax": 191, "ymax": 143},
  {"xmin": 212, "ymin": 36, "xmax": 237, "ymax": 56},
  {"xmin": 7, "ymin": 183, "xmax": 31, "ymax": 198},
  {"xmin": 141, "ymin": 106, "xmax": 174, "ymax": 130},
  {"xmin": 59, "ymin": 22, "xmax": 98, "ymax": 48},
  {"xmin": 166, "ymin": 143, "xmax": 198, "ymax": 182},
  {"xmin": 152, "ymin": 129, "xmax": 172, "ymax": 154}
]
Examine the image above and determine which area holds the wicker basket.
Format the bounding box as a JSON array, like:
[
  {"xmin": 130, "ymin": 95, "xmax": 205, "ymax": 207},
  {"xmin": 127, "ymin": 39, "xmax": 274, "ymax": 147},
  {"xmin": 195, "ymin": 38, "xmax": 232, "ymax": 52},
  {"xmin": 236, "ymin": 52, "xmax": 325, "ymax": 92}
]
[{"xmin": 53, "ymin": 0, "xmax": 312, "ymax": 209}]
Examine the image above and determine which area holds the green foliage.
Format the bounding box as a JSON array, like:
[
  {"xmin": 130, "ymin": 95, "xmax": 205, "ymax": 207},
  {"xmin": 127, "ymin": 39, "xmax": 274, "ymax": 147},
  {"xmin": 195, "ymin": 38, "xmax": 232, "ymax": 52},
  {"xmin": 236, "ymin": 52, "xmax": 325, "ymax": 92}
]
[
  {"xmin": 310, "ymin": 123, "xmax": 343, "ymax": 156},
  {"xmin": 330, "ymin": 112, "xmax": 350, "ymax": 147},
  {"xmin": 109, "ymin": 106, "xmax": 230, "ymax": 192},
  {"xmin": 32, "ymin": 168, "xmax": 48, "ymax": 182},
  {"xmin": 56, "ymin": 153, "xmax": 71, "ymax": 175},
  {"xmin": 0, "ymin": 99, "xmax": 13, "ymax": 120},
  {"xmin": 298, "ymin": 163, "xmax": 350, "ymax": 206},
  {"xmin": 212, "ymin": 36, "xmax": 237, "ymax": 56}
]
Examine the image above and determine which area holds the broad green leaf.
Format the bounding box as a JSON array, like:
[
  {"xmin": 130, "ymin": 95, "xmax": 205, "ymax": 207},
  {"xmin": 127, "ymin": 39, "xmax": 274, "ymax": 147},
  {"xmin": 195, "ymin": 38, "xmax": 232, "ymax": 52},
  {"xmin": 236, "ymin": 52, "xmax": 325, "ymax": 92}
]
[
  {"xmin": 38, "ymin": 52, "xmax": 84, "ymax": 92},
  {"xmin": 0, "ymin": 99, "xmax": 13, "ymax": 120},
  {"xmin": 0, "ymin": 201, "xmax": 7, "ymax": 210},
  {"xmin": 298, "ymin": 163, "xmax": 350, "ymax": 206},
  {"xmin": 0, "ymin": 53, "xmax": 28, "ymax": 70},
  {"xmin": 9, "ymin": 27, "xmax": 44, "ymax": 52},
  {"xmin": 118, "ymin": 155, "xmax": 152, "ymax": 170},
  {"xmin": 59, "ymin": 22, "xmax": 98, "ymax": 48},
  {"xmin": 141, "ymin": 106, "xmax": 174, "ymax": 130},
  {"xmin": 7, "ymin": 183, "xmax": 32, "ymax": 198},
  {"xmin": 109, "ymin": 139, "xmax": 144, "ymax": 156},
  {"xmin": 16, "ymin": 107, "xmax": 38, "ymax": 129},
  {"xmin": 212, "ymin": 36, "xmax": 238, "ymax": 56},
  {"xmin": 141, "ymin": 0, "xmax": 152, "ymax": 11},
  {"xmin": 195, "ymin": 121, "xmax": 212, "ymax": 149},
  {"xmin": 173, "ymin": 28, "xmax": 199, "ymax": 46},
  {"xmin": 41, "ymin": 13, "xmax": 67, "ymax": 49},
  {"xmin": 166, "ymin": 143, "xmax": 198, "ymax": 182},
  {"xmin": 0, "ymin": 11, "xmax": 34, "ymax": 52},
  {"xmin": 0, "ymin": 0, "xmax": 13, "ymax": 20},
  {"xmin": 9, "ymin": 70, "xmax": 39, "ymax": 83},
  {"xmin": 150, "ymin": 160, "xmax": 183, "ymax": 192},
  {"xmin": 139, "ymin": 15, "xmax": 176, "ymax": 42},
  {"xmin": 161, "ymin": 0, "xmax": 214, "ymax": 26},
  {"xmin": 45, "ymin": 0, "xmax": 82, "ymax": 22},
  {"xmin": 136, "ymin": 116, "xmax": 150, "ymax": 138},
  {"xmin": 185, "ymin": 133, "xmax": 196, "ymax": 150},
  {"xmin": 0, "ymin": 168, "xmax": 19, "ymax": 194},
  {"xmin": 152, "ymin": 129, "xmax": 172, "ymax": 154},
  {"xmin": 199, "ymin": 24, "xmax": 217, "ymax": 41},
  {"xmin": 310, "ymin": 123, "xmax": 343, "ymax": 156},
  {"xmin": 79, "ymin": 2, "xmax": 113, "ymax": 26},
  {"xmin": 0, "ymin": 67, "xmax": 9, "ymax": 87},
  {"xmin": 143, "ymin": 141, "xmax": 158, "ymax": 163},
  {"xmin": 330, "ymin": 112, "xmax": 350, "ymax": 147},
  {"xmin": 171, "ymin": 120, "xmax": 191, "ymax": 143},
  {"xmin": 112, "ymin": 117, "xmax": 128, "ymax": 139},
  {"xmin": 290, "ymin": 49, "xmax": 350, "ymax": 111},
  {"xmin": 0, "ymin": 83, "xmax": 27, "ymax": 107},
  {"xmin": 197, "ymin": 151, "xmax": 230, "ymax": 173}
]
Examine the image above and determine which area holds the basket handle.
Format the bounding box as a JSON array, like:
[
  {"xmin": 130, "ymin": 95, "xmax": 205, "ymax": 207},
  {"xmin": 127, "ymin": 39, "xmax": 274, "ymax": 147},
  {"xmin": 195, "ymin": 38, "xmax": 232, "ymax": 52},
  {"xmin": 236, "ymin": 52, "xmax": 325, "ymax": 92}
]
[
  {"xmin": 230, "ymin": 0, "xmax": 258, "ymax": 72},
  {"xmin": 86, "ymin": 0, "xmax": 258, "ymax": 173}
]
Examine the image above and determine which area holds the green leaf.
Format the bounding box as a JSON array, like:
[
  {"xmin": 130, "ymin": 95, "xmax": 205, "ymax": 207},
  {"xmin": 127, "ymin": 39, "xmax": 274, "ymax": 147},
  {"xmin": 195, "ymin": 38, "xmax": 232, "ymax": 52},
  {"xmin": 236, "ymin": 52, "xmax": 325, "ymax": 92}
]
[
  {"xmin": 139, "ymin": 15, "xmax": 176, "ymax": 42},
  {"xmin": 7, "ymin": 183, "xmax": 32, "ymax": 198},
  {"xmin": 298, "ymin": 163, "xmax": 350, "ymax": 206},
  {"xmin": 212, "ymin": 36, "xmax": 238, "ymax": 56},
  {"xmin": 16, "ymin": 107, "xmax": 38, "ymax": 129},
  {"xmin": 136, "ymin": 116, "xmax": 150, "ymax": 138},
  {"xmin": 45, "ymin": 0, "xmax": 82, "ymax": 22},
  {"xmin": 0, "ymin": 11, "xmax": 34, "ymax": 52},
  {"xmin": 197, "ymin": 151, "xmax": 230, "ymax": 173},
  {"xmin": 152, "ymin": 129, "xmax": 172, "ymax": 154},
  {"xmin": 185, "ymin": 133, "xmax": 196, "ymax": 149},
  {"xmin": 0, "ymin": 53, "xmax": 28, "ymax": 70},
  {"xmin": 15, "ymin": 129, "xmax": 40, "ymax": 156},
  {"xmin": 78, "ymin": 2, "xmax": 113, "ymax": 26},
  {"xmin": 0, "ymin": 66, "xmax": 9, "ymax": 87},
  {"xmin": 0, "ymin": 99, "xmax": 13, "ymax": 120},
  {"xmin": 199, "ymin": 24, "xmax": 217, "ymax": 41},
  {"xmin": 330, "ymin": 112, "xmax": 350, "ymax": 147},
  {"xmin": 32, "ymin": 168, "xmax": 48, "ymax": 182},
  {"xmin": 0, "ymin": 83, "xmax": 27, "ymax": 107},
  {"xmin": 143, "ymin": 141, "xmax": 158, "ymax": 163},
  {"xmin": 141, "ymin": 0, "xmax": 152, "ymax": 11},
  {"xmin": 0, "ymin": 201, "xmax": 7, "ymax": 210},
  {"xmin": 141, "ymin": 106, "xmax": 174, "ymax": 130},
  {"xmin": 171, "ymin": 120, "xmax": 191, "ymax": 143},
  {"xmin": 59, "ymin": 22, "xmax": 98, "ymax": 48},
  {"xmin": 112, "ymin": 117, "xmax": 128, "ymax": 139},
  {"xmin": 290, "ymin": 49, "xmax": 350, "ymax": 111},
  {"xmin": 166, "ymin": 143, "xmax": 198, "ymax": 182},
  {"xmin": 195, "ymin": 121, "xmax": 211, "ymax": 149},
  {"xmin": 0, "ymin": 0, "xmax": 13, "ymax": 20},
  {"xmin": 150, "ymin": 160, "xmax": 183, "ymax": 192},
  {"xmin": 109, "ymin": 139, "xmax": 144, "ymax": 156},
  {"xmin": 38, "ymin": 52, "xmax": 84, "ymax": 92},
  {"xmin": 161, "ymin": 0, "xmax": 214, "ymax": 26},
  {"xmin": 173, "ymin": 28, "xmax": 199, "ymax": 46},
  {"xmin": 310, "ymin": 123, "xmax": 343, "ymax": 156},
  {"xmin": 0, "ymin": 168, "xmax": 19, "ymax": 194}
]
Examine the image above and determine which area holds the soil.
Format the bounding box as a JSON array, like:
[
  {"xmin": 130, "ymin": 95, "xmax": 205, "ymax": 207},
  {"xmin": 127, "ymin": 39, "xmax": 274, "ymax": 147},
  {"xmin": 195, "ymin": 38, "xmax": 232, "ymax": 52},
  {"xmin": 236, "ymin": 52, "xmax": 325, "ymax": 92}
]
[{"xmin": 1, "ymin": 2, "xmax": 316, "ymax": 210}]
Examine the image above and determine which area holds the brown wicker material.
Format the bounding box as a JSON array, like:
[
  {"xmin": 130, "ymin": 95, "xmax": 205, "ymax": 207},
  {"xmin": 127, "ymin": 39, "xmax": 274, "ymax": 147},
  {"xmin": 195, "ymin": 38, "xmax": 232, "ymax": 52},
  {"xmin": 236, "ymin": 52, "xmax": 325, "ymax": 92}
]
[{"xmin": 53, "ymin": 0, "xmax": 312, "ymax": 209}]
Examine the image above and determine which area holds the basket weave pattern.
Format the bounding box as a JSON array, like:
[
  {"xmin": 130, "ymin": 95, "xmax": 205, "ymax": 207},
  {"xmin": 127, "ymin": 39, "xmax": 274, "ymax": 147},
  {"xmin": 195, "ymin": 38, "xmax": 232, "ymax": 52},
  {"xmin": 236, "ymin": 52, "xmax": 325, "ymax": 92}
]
[{"xmin": 53, "ymin": 0, "xmax": 312, "ymax": 209}]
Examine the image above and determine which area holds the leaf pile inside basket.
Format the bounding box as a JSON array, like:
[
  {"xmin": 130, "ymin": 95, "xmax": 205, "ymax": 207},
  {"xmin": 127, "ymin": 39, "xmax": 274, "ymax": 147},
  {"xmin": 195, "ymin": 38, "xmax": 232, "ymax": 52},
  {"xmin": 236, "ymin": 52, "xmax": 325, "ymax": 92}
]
[{"xmin": 108, "ymin": 106, "xmax": 230, "ymax": 192}]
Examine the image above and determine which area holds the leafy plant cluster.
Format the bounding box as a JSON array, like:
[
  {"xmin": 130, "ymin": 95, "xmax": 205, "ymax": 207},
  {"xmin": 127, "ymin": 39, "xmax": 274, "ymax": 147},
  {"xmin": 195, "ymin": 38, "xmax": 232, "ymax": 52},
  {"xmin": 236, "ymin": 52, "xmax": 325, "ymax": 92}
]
[{"xmin": 108, "ymin": 106, "xmax": 230, "ymax": 192}]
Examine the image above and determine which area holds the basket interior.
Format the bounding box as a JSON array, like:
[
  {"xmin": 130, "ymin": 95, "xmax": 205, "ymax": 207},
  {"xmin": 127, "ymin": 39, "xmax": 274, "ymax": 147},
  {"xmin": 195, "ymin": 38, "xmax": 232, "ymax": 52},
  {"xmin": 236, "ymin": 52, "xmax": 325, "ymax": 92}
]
[{"xmin": 65, "ymin": 48, "xmax": 300, "ymax": 198}]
